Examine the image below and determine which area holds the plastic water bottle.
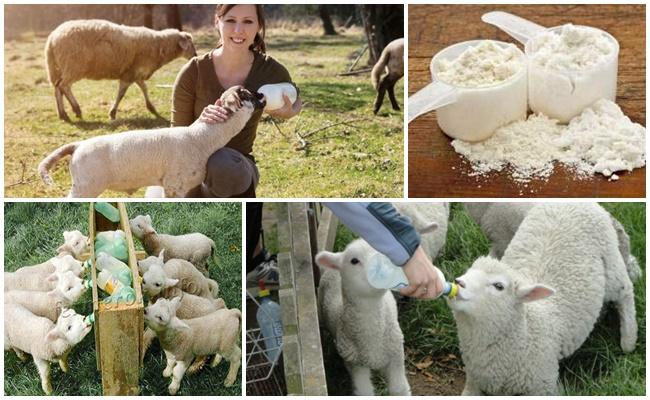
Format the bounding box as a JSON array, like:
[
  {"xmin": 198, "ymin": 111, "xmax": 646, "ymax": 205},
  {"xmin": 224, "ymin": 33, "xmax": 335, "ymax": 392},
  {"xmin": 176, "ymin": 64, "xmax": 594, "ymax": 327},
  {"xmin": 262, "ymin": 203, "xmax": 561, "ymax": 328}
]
[
  {"xmin": 92, "ymin": 269, "xmax": 136, "ymax": 304},
  {"xmin": 257, "ymin": 83, "xmax": 297, "ymax": 111},
  {"xmin": 95, "ymin": 230, "xmax": 128, "ymax": 262},
  {"xmin": 366, "ymin": 253, "xmax": 458, "ymax": 298},
  {"xmin": 256, "ymin": 284, "xmax": 283, "ymax": 363},
  {"xmin": 84, "ymin": 313, "xmax": 95, "ymax": 325},
  {"xmin": 96, "ymin": 252, "xmax": 132, "ymax": 286},
  {"xmin": 95, "ymin": 202, "xmax": 121, "ymax": 222}
]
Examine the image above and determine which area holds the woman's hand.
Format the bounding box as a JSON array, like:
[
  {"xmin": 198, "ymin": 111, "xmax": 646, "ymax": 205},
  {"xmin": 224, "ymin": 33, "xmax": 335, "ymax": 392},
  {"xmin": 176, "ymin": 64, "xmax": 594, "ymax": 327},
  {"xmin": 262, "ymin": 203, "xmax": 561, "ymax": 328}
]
[
  {"xmin": 199, "ymin": 99, "xmax": 231, "ymax": 124},
  {"xmin": 266, "ymin": 95, "xmax": 302, "ymax": 119},
  {"xmin": 399, "ymin": 246, "xmax": 444, "ymax": 299}
]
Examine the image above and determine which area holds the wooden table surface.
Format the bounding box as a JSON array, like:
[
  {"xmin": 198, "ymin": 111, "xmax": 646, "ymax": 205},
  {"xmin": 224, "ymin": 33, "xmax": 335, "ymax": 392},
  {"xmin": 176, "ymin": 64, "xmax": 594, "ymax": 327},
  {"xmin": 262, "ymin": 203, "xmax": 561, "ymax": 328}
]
[{"xmin": 408, "ymin": 4, "xmax": 646, "ymax": 198}]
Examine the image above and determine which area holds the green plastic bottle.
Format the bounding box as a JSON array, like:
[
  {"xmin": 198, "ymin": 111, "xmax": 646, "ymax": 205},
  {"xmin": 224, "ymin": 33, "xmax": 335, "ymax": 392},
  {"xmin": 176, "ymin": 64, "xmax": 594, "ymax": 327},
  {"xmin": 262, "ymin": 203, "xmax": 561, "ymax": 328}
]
[
  {"xmin": 95, "ymin": 202, "xmax": 120, "ymax": 222},
  {"xmin": 94, "ymin": 230, "xmax": 128, "ymax": 262},
  {"xmin": 96, "ymin": 252, "xmax": 132, "ymax": 286}
]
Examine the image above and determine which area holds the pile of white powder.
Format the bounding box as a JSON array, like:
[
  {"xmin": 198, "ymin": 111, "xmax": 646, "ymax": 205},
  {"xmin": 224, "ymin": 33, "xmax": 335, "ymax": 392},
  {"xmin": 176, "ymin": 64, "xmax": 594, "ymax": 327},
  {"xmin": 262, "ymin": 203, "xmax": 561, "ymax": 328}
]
[
  {"xmin": 435, "ymin": 40, "xmax": 523, "ymax": 87},
  {"xmin": 530, "ymin": 24, "xmax": 616, "ymax": 71},
  {"xmin": 451, "ymin": 99, "xmax": 646, "ymax": 182}
]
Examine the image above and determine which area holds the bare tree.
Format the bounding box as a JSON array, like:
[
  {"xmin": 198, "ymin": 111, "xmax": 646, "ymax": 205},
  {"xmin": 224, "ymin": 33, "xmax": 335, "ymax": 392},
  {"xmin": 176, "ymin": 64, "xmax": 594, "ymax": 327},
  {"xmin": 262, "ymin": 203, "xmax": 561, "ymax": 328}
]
[
  {"xmin": 319, "ymin": 5, "xmax": 337, "ymax": 35},
  {"xmin": 166, "ymin": 4, "xmax": 183, "ymax": 30},
  {"xmin": 143, "ymin": 4, "xmax": 154, "ymax": 28},
  {"xmin": 359, "ymin": 5, "xmax": 403, "ymax": 64}
]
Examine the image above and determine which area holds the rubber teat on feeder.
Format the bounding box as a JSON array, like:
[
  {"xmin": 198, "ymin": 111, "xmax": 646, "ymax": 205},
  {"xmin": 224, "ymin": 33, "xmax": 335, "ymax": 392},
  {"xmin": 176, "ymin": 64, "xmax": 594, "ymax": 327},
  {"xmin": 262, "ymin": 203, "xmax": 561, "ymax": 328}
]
[{"xmin": 84, "ymin": 313, "xmax": 95, "ymax": 325}]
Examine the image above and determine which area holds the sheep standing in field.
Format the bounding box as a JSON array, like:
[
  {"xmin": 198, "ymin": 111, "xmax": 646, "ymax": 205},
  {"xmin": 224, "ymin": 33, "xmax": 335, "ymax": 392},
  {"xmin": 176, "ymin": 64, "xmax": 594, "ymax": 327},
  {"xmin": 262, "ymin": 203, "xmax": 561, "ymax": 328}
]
[
  {"xmin": 139, "ymin": 254, "xmax": 219, "ymax": 299},
  {"xmin": 316, "ymin": 239, "xmax": 411, "ymax": 396},
  {"xmin": 38, "ymin": 86, "xmax": 264, "ymax": 197},
  {"xmin": 144, "ymin": 297, "xmax": 242, "ymax": 394},
  {"xmin": 45, "ymin": 19, "xmax": 196, "ymax": 121},
  {"xmin": 464, "ymin": 202, "xmax": 642, "ymax": 279},
  {"xmin": 142, "ymin": 292, "xmax": 226, "ymax": 361},
  {"xmin": 393, "ymin": 202, "xmax": 449, "ymax": 260},
  {"xmin": 448, "ymin": 203, "xmax": 638, "ymax": 395},
  {"xmin": 371, "ymin": 38, "xmax": 404, "ymax": 114},
  {"xmin": 5, "ymin": 271, "xmax": 87, "ymax": 321},
  {"xmin": 130, "ymin": 215, "xmax": 216, "ymax": 276},
  {"xmin": 4, "ymin": 305, "xmax": 92, "ymax": 394},
  {"xmin": 56, "ymin": 230, "xmax": 90, "ymax": 259},
  {"xmin": 5, "ymin": 258, "xmax": 83, "ymax": 292}
]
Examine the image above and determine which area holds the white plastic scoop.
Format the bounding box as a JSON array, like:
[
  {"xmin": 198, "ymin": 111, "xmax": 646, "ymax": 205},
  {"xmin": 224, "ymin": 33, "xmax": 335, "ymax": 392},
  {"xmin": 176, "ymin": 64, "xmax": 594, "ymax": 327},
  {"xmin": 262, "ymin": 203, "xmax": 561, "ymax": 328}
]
[
  {"xmin": 481, "ymin": 11, "xmax": 546, "ymax": 45},
  {"xmin": 407, "ymin": 81, "xmax": 459, "ymax": 123}
]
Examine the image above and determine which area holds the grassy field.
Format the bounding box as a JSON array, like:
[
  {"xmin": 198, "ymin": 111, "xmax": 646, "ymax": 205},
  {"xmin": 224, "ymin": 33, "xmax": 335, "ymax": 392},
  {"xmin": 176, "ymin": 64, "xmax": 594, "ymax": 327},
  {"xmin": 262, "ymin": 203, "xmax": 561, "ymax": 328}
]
[
  {"xmin": 4, "ymin": 202, "xmax": 242, "ymax": 395},
  {"xmin": 4, "ymin": 25, "xmax": 403, "ymax": 198},
  {"xmin": 320, "ymin": 202, "xmax": 646, "ymax": 395}
]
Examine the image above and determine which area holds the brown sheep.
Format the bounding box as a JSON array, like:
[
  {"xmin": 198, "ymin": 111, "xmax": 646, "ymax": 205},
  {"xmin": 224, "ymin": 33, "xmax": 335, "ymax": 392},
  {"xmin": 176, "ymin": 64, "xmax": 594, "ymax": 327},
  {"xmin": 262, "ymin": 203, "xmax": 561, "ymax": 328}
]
[{"xmin": 45, "ymin": 19, "xmax": 196, "ymax": 121}]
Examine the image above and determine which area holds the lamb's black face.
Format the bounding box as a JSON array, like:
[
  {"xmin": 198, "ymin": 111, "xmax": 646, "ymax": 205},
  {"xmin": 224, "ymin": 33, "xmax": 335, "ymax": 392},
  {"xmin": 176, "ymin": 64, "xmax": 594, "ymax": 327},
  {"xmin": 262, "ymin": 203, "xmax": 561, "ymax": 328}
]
[
  {"xmin": 221, "ymin": 86, "xmax": 265, "ymax": 111},
  {"xmin": 236, "ymin": 87, "xmax": 266, "ymax": 110}
]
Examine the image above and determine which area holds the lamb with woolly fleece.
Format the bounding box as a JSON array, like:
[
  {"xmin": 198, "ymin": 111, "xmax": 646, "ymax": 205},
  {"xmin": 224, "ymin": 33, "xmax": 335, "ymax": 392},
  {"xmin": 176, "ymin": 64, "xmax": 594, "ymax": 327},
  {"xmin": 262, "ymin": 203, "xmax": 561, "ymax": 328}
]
[
  {"xmin": 5, "ymin": 258, "xmax": 83, "ymax": 292},
  {"xmin": 5, "ymin": 271, "xmax": 86, "ymax": 321},
  {"xmin": 4, "ymin": 304, "xmax": 92, "ymax": 394},
  {"xmin": 130, "ymin": 215, "xmax": 215, "ymax": 276},
  {"xmin": 56, "ymin": 230, "xmax": 90, "ymax": 259},
  {"xmin": 139, "ymin": 252, "xmax": 219, "ymax": 299},
  {"xmin": 144, "ymin": 297, "xmax": 241, "ymax": 394},
  {"xmin": 448, "ymin": 203, "xmax": 638, "ymax": 395},
  {"xmin": 45, "ymin": 19, "xmax": 196, "ymax": 121},
  {"xmin": 464, "ymin": 202, "xmax": 641, "ymax": 280},
  {"xmin": 316, "ymin": 239, "xmax": 411, "ymax": 396}
]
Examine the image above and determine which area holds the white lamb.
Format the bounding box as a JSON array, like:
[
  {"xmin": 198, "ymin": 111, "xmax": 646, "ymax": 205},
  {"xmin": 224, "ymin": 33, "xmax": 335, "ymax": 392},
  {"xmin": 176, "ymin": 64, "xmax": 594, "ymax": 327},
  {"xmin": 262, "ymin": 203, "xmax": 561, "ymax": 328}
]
[
  {"xmin": 448, "ymin": 203, "xmax": 638, "ymax": 395},
  {"xmin": 464, "ymin": 202, "xmax": 642, "ymax": 279},
  {"xmin": 144, "ymin": 297, "xmax": 241, "ymax": 394},
  {"xmin": 56, "ymin": 230, "xmax": 90, "ymax": 259},
  {"xmin": 316, "ymin": 239, "xmax": 411, "ymax": 396},
  {"xmin": 5, "ymin": 257, "xmax": 83, "ymax": 292},
  {"xmin": 139, "ymin": 254, "xmax": 219, "ymax": 299},
  {"xmin": 393, "ymin": 202, "xmax": 449, "ymax": 260},
  {"xmin": 38, "ymin": 86, "xmax": 265, "ymax": 197},
  {"xmin": 5, "ymin": 305, "xmax": 92, "ymax": 394},
  {"xmin": 5, "ymin": 271, "xmax": 87, "ymax": 321},
  {"xmin": 142, "ymin": 292, "xmax": 226, "ymax": 359},
  {"xmin": 130, "ymin": 215, "xmax": 215, "ymax": 276},
  {"xmin": 45, "ymin": 19, "xmax": 196, "ymax": 121}
]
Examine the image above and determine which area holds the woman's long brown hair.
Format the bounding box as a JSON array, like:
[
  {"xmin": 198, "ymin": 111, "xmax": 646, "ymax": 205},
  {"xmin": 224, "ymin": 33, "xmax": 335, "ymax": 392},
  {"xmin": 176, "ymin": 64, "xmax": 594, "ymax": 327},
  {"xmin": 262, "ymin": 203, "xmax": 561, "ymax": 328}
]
[{"xmin": 215, "ymin": 4, "xmax": 266, "ymax": 53}]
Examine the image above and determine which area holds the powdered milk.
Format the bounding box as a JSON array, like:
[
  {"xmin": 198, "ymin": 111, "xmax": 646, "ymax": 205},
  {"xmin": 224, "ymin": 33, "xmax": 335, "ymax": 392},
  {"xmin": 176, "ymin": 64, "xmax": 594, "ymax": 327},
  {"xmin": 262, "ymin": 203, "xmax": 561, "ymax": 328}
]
[
  {"xmin": 527, "ymin": 25, "xmax": 619, "ymax": 122},
  {"xmin": 452, "ymin": 99, "xmax": 645, "ymax": 182},
  {"xmin": 436, "ymin": 40, "xmax": 523, "ymax": 87}
]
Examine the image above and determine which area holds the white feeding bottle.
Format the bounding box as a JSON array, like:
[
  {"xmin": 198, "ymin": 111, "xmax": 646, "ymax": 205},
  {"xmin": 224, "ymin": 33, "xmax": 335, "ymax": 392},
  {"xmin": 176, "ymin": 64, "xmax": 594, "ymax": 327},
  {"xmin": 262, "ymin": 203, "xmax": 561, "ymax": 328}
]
[
  {"xmin": 257, "ymin": 83, "xmax": 297, "ymax": 111},
  {"xmin": 366, "ymin": 253, "xmax": 458, "ymax": 298}
]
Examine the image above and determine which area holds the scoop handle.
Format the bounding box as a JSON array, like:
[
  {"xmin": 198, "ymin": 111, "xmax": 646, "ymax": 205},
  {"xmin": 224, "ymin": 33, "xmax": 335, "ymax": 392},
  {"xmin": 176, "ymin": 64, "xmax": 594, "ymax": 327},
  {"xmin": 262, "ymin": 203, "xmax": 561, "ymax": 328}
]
[
  {"xmin": 481, "ymin": 11, "xmax": 547, "ymax": 45},
  {"xmin": 408, "ymin": 81, "xmax": 459, "ymax": 123}
]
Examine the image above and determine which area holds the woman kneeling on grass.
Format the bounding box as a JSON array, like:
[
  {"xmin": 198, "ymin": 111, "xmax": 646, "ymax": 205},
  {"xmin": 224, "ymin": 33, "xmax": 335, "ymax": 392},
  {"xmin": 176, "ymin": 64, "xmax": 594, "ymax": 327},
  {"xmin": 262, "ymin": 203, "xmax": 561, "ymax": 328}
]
[{"xmin": 173, "ymin": 4, "xmax": 301, "ymax": 198}]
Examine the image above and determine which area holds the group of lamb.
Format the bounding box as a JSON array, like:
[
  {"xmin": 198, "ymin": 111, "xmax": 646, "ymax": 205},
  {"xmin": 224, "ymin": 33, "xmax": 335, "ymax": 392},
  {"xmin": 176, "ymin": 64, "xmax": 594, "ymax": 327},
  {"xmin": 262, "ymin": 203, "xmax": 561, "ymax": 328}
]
[
  {"xmin": 4, "ymin": 214, "xmax": 241, "ymax": 395},
  {"xmin": 315, "ymin": 202, "xmax": 641, "ymax": 396}
]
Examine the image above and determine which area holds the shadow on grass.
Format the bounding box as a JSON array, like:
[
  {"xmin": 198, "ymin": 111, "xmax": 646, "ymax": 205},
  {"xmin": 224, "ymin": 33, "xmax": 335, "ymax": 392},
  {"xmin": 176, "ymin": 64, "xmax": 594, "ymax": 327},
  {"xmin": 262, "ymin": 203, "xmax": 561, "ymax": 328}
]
[{"xmin": 300, "ymin": 81, "xmax": 374, "ymax": 113}]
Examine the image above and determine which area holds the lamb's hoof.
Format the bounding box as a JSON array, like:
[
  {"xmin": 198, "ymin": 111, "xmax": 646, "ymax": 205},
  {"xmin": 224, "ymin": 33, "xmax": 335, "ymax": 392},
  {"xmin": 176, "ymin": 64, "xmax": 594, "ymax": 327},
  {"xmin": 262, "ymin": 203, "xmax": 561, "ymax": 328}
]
[
  {"xmin": 163, "ymin": 367, "xmax": 173, "ymax": 378},
  {"xmin": 109, "ymin": 110, "xmax": 117, "ymax": 120},
  {"xmin": 59, "ymin": 113, "xmax": 71, "ymax": 122},
  {"xmin": 59, "ymin": 359, "xmax": 69, "ymax": 373},
  {"xmin": 224, "ymin": 377, "xmax": 235, "ymax": 387},
  {"xmin": 168, "ymin": 382, "xmax": 180, "ymax": 395},
  {"xmin": 42, "ymin": 382, "xmax": 53, "ymax": 395}
]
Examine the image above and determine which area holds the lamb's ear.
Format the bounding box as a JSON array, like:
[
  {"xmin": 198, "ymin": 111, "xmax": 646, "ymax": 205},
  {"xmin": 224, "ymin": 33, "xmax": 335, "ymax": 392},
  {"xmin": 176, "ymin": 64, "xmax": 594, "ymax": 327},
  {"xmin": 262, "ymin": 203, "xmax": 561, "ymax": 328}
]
[
  {"xmin": 45, "ymin": 328, "xmax": 63, "ymax": 342},
  {"xmin": 171, "ymin": 318, "xmax": 191, "ymax": 331},
  {"xmin": 56, "ymin": 244, "xmax": 66, "ymax": 254},
  {"xmin": 63, "ymin": 230, "xmax": 72, "ymax": 241},
  {"xmin": 179, "ymin": 34, "xmax": 193, "ymax": 51},
  {"xmin": 164, "ymin": 278, "xmax": 180, "ymax": 288},
  {"xmin": 158, "ymin": 249, "xmax": 165, "ymax": 261},
  {"xmin": 419, "ymin": 222, "xmax": 439, "ymax": 234},
  {"xmin": 170, "ymin": 296, "xmax": 182, "ymax": 313},
  {"xmin": 315, "ymin": 251, "xmax": 342, "ymax": 270},
  {"xmin": 515, "ymin": 284, "xmax": 555, "ymax": 303},
  {"xmin": 47, "ymin": 273, "xmax": 60, "ymax": 283}
]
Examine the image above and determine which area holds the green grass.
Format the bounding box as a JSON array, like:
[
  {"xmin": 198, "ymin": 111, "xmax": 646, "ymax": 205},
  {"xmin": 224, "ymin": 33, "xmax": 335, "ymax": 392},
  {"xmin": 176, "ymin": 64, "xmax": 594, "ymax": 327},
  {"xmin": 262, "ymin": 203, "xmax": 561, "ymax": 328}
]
[
  {"xmin": 4, "ymin": 25, "xmax": 403, "ymax": 198},
  {"xmin": 322, "ymin": 202, "xmax": 645, "ymax": 395},
  {"xmin": 4, "ymin": 202, "xmax": 242, "ymax": 395}
]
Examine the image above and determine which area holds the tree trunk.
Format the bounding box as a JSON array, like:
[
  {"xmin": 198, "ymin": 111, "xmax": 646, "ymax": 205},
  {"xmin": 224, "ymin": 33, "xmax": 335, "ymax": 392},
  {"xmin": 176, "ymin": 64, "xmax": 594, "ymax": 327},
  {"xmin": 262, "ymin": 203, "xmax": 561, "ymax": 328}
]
[
  {"xmin": 360, "ymin": 5, "xmax": 404, "ymax": 64},
  {"xmin": 319, "ymin": 5, "xmax": 337, "ymax": 35},
  {"xmin": 166, "ymin": 4, "xmax": 183, "ymax": 30},
  {"xmin": 143, "ymin": 4, "xmax": 154, "ymax": 29}
]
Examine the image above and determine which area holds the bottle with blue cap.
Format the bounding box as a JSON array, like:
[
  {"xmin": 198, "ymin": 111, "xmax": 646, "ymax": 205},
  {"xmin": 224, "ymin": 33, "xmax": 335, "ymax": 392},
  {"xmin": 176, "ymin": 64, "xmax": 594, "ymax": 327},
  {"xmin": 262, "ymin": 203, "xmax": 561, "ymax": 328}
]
[
  {"xmin": 256, "ymin": 281, "xmax": 283, "ymax": 363},
  {"xmin": 366, "ymin": 253, "xmax": 458, "ymax": 298}
]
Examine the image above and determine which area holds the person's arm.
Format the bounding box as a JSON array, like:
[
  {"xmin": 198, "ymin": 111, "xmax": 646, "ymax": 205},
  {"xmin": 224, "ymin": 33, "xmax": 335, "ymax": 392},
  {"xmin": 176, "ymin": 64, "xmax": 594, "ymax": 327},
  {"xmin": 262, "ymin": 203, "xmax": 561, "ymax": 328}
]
[
  {"xmin": 263, "ymin": 57, "xmax": 302, "ymax": 120},
  {"xmin": 324, "ymin": 202, "xmax": 443, "ymax": 299}
]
